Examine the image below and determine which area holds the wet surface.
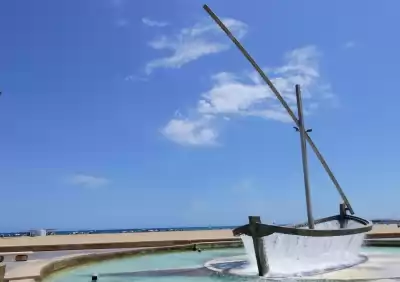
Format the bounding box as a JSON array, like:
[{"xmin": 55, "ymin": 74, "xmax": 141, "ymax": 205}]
[
  {"xmin": 12, "ymin": 247, "xmax": 400, "ymax": 281},
  {"xmin": 79, "ymin": 268, "xmax": 214, "ymax": 277},
  {"xmin": 207, "ymin": 256, "xmax": 369, "ymax": 279}
]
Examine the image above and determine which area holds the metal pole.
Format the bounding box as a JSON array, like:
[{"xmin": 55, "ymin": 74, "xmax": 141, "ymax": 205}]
[
  {"xmin": 296, "ymin": 85, "xmax": 314, "ymax": 229},
  {"xmin": 202, "ymin": 4, "xmax": 355, "ymax": 215}
]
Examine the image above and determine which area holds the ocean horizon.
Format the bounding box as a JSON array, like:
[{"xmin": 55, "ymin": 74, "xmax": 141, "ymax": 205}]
[
  {"xmin": 1, "ymin": 219, "xmax": 398, "ymax": 238},
  {"xmin": 0, "ymin": 225, "xmax": 239, "ymax": 237}
]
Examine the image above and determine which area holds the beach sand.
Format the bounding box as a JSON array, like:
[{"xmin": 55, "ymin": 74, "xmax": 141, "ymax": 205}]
[
  {"xmin": 369, "ymin": 224, "xmax": 400, "ymax": 233},
  {"xmin": 0, "ymin": 224, "xmax": 398, "ymax": 250},
  {"xmin": 0, "ymin": 230, "xmax": 234, "ymax": 250}
]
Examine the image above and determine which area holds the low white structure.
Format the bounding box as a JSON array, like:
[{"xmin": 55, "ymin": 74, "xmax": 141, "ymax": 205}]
[{"xmin": 29, "ymin": 229, "xmax": 47, "ymax": 237}]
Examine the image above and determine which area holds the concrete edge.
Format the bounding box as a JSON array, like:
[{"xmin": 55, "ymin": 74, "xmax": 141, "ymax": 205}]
[
  {"xmin": 0, "ymin": 238, "xmax": 239, "ymax": 252},
  {"xmin": 5, "ymin": 240, "xmax": 243, "ymax": 282},
  {"xmin": 364, "ymin": 239, "xmax": 400, "ymax": 247},
  {"xmin": 1, "ymin": 234, "xmax": 399, "ymax": 252},
  {"xmin": 366, "ymin": 233, "xmax": 400, "ymax": 239}
]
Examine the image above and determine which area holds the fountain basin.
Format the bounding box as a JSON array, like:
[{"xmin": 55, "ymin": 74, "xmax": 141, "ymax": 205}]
[
  {"xmin": 41, "ymin": 246, "xmax": 400, "ymax": 282},
  {"xmin": 205, "ymin": 254, "xmax": 368, "ymax": 278},
  {"xmin": 233, "ymin": 214, "xmax": 373, "ymax": 277}
]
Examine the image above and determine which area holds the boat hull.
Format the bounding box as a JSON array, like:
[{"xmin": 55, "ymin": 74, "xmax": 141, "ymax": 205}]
[{"xmin": 233, "ymin": 215, "xmax": 372, "ymax": 277}]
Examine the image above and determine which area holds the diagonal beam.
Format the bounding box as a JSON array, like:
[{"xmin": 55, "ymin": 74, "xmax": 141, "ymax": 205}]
[{"xmin": 203, "ymin": 4, "xmax": 354, "ymax": 214}]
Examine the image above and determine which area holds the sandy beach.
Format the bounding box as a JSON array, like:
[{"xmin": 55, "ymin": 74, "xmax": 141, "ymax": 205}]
[
  {"xmin": 0, "ymin": 230, "xmax": 234, "ymax": 247},
  {"xmin": 369, "ymin": 224, "xmax": 400, "ymax": 233},
  {"xmin": 0, "ymin": 224, "xmax": 398, "ymax": 251}
]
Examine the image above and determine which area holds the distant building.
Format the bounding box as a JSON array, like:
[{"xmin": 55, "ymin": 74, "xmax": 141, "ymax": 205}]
[{"xmin": 28, "ymin": 229, "xmax": 55, "ymax": 237}]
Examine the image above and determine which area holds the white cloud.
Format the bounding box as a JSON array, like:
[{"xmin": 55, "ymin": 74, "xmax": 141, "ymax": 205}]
[
  {"xmin": 197, "ymin": 72, "xmax": 292, "ymax": 123},
  {"xmin": 344, "ymin": 41, "xmax": 356, "ymax": 49},
  {"xmin": 197, "ymin": 46, "xmax": 330, "ymax": 122},
  {"xmin": 145, "ymin": 18, "xmax": 248, "ymax": 74},
  {"xmin": 70, "ymin": 174, "xmax": 110, "ymax": 189},
  {"xmin": 142, "ymin": 17, "xmax": 169, "ymax": 27},
  {"xmin": 162, "ymin": 46, "xmax": 334, "ymax": 146},
  {"xmin": 161, "ymin": 116, "xmax": 217, "ymax": 146}
]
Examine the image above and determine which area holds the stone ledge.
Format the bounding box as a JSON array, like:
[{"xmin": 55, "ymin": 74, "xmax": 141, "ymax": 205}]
[
  {"xmin": 0, "ymin": 238, "xmax": 239, "ymax": 253},
  {"xmin": 364, "ymin": 239, "xmax": 400, "ymax": 247},
  {"xmin": 4, "ymin": 240, "xmax": 242, "ymax": 282},
  {"xmin": 366, "ymin": 232, "xmax": 400, "ymax": 239}
]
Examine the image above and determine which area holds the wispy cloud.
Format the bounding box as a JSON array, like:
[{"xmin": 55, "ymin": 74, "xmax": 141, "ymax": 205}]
[
  {"xmin": 161, "ymin": 115, "xmax": 218, "ymax": 146},
  {"xmin": 124, "ymin": 74, "xmax": 148, "ymax": 82},
  {"xmin": 142, "ymin": 17, "xmax": 169, "ymax": 27},
  {"xmin": 109, "ymin": 0, "xmax": 129, "ymax": 27},
  {"xmin": 343, "ymin": 41, "xmax": 356, "ymax": 49},
  {"xmin": 197, "ymin": 46, "xmax": 330, "ymax": 120},
  {"xmin": 70, "ymin": 174, "xmax": 110, "ymax": 189},
  {"xmin": 162, "ymin": 46, "xmax": 334, "ymax": 146},
  {"xmin": 145, "ymin": 18, "xmax": 248, "ymax": 74}
]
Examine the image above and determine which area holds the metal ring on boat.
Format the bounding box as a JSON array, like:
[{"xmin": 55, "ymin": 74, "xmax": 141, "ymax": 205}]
[{"xmin": 233, "ymin": 214, "xmax": 373, "ymax": 237}]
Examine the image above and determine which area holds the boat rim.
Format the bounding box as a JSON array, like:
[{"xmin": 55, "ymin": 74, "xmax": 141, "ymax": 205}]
[{"xmin": 233, "ymin": 214, "xmax": 373, "ymax": 237}]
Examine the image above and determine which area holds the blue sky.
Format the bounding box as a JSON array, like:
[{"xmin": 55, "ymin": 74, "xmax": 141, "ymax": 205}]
[{"xmin": 1, "ymin": 0, "xmax": 399, "ymax": 231}]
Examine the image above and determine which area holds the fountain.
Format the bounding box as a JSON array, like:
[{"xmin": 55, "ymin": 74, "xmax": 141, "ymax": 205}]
[
  {"xmin": 202, "ymin": 4, "xmax": 374, "ymax": 278},
  {"xmin": 42, "ymin": 4, "xmax": 400, "ymax": 274},
  {"xmin": 203, "ymin": 210, "xmax": 372, "ymax": 278},
  {"xmin": 232, "ymin": 213, "xmax": 371, "ymax": 277},
  {"xmin": 38, "ymin": 4, "xmax": 400, "ymax": 281}
]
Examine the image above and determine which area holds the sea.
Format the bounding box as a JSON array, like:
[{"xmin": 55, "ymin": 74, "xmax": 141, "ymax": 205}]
[
  {"xmin": 2, "ymin": 220, "xmax": 396, "ymax": 238},
  {"xmin": 0, "ymin": 226, "xmax": 238, "ymax": 238}
]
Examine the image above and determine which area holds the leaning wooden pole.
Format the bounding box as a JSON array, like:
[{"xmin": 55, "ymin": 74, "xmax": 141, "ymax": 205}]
[
  {"xmin": 249, "ymin": 216, "xmax": 269, "ymax": 276},
  {"xmin": 296, "ymin": 85, "xmax": 314, "ymax": 229},
  {"xmin": 202, "ymin": 4, "xmax": 355, "ymax": 215}
]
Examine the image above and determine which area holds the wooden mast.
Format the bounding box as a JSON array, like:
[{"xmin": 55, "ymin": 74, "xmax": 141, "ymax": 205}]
[{"xmin": 295, "ymin": 85, "xmax": 314, "ymax": 229}]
